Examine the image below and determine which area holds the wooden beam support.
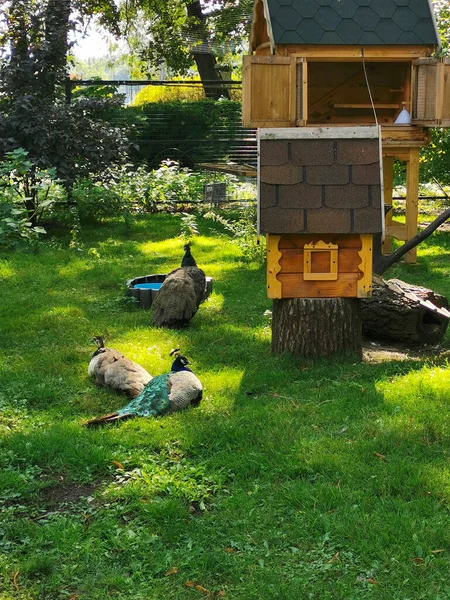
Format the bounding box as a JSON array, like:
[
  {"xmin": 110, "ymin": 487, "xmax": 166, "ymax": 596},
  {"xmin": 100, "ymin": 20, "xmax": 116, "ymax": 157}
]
[
  {"xmin": 279, "ymin": 45, "xmax": 432, "ymax": 60},
  {"xmin": 405, "ymin": 147, "xmax": 420, "ymax": 263},
  {"xmin": 382, "ymin": 156, "xmax": 395, "ymax": 254}
]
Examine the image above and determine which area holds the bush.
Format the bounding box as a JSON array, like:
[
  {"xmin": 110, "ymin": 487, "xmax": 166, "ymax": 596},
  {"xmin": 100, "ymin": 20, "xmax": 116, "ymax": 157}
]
[
  {"xmin": 127, "ymin": 99, "xmax": 244, "ymax": 168},
  {"xmin": 131, "ymin": 77, "xmax": 205, "ymax": 104},
  {"xmin": 71, "ymin": 176, "xmax": 130, "ymax": 224},
  {"xmin": 0, "ymin": 148, "xmax": 57, "ymax": 246}
]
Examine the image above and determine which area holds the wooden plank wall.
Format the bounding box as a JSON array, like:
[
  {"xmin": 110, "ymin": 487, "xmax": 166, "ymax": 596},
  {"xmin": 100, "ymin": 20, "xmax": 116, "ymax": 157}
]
[{"xmin": 268, "ymin": 234, "xmax": 365, "ymax": 298}]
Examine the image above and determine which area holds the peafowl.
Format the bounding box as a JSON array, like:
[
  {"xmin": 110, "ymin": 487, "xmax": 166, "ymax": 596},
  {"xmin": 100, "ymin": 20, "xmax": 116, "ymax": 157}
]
[
  {"xmin": 84, "ymin": 350, "xmax": 202, "ymax": 426},
  {"xmin": 88, "ymin": 336, "xmax": 152, "ymax": 398},
  {"xmin": 151, "ymin": 243, "xmax": 207, "ymax": 329}
]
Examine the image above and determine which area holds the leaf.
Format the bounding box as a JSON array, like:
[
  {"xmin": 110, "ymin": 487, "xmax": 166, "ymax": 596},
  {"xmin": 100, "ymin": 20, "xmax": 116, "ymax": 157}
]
[
  {"xmin": 195, "ymin": 585, "xmax": 210, "ymax": 594},
  {"xmin": 328, "ymin": 551, "xmax": 340, "ymax": 563},
  {"xmin": 165, "ymin": 567, "xmax": 179, "ymax": 576},
  {"xmin": 12, "ymin": 571, "xmax": 19, "ymax": 590},
  {"xmin": 112, "ymin": 460, "xmax": 125, "ymax": 470},
  {"xmin": 184, "ymin": 581, "xmax": 210, "ymax": 595}
]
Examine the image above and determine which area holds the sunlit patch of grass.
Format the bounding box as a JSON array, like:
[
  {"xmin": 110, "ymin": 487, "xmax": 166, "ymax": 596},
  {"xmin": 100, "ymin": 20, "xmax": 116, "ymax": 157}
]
[{"xmin": 0, "ymin": 259, "xmax": 15, "ymax": 280}]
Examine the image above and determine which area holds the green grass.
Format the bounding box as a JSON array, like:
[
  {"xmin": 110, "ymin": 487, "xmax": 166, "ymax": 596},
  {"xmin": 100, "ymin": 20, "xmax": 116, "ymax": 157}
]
[{"xmin": 0, "ymin": 213, "xmax": 449, "ymax": 599}]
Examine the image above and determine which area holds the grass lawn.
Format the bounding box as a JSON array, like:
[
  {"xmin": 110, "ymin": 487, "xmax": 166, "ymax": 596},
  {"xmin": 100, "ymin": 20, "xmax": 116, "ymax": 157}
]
[{"xmin": 0, "ymin": 212, "xmax": 449, "ymax": 599}]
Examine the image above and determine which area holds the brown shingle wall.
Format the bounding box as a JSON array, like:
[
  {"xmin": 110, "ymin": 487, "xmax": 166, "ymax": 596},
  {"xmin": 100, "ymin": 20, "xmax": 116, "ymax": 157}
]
[{"xmin": 259, "ymin": 138, "xmax": 382, "ymax": 234}]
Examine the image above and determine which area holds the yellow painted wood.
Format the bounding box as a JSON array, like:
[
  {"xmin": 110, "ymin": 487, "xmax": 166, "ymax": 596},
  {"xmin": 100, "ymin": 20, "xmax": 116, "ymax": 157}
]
[
  {"xmin": 357, "ymin": 234, "xmax": 373, "ymax": 298},
  {"xmin": 382, "ymin": 156, "xmax": 394, "ymax": 254},
  {"xmin": 266, "ymin": 235, "xmax": 282, "ymax": 298},
  {"xmin": 278, "ymin": 272, "xmax": 358, "ymax": 298},
  {"xmin": 280, "ymin": 247, "xmax": 359, "ymax": 272},
  {"xmin": 303, "ymin": 241, "xmax": 338, "ymax": 281}
]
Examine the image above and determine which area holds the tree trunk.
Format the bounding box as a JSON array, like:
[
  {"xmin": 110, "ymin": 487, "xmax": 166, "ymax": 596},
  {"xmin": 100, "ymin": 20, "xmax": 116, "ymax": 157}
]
[
  {"xmin": 186, "ymin": 0, "xmax": 231, "ymax": 100},
  {"xmin": 361, "ymin": 278, "xmax": 450, "ymax": 345},
  {"xmin": 272, "ymin": 298, "xmax": 362, "ymax": 359}
]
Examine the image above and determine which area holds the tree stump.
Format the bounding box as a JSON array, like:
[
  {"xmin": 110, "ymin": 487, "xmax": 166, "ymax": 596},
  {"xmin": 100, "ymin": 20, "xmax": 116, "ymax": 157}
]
[
  {"xmin": 272, "ymin": 298, "xmax": 362, "ymax": 359},
  {"xmin": 361, "ymin": 278, "xmax": 450, "ymax": 345}
]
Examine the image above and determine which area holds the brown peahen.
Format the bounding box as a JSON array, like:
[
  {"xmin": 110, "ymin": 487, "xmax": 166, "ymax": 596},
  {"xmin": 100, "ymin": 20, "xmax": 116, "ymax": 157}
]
[
  {"xmin": 88, "ymin": 336, "xmax": 152, "ymax": 398},
  {"xmin": 84, "ymin": 351, "xmax": 202, "ymax": 426},
  {"xmin": 151, "ymin": 243, "xmax": 207, "ymax": 329}
]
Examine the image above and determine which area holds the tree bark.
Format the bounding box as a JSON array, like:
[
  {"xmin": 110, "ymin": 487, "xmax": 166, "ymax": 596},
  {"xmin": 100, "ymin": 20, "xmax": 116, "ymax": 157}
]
[
  {"xmin": 272, "ymin": 298, "xmax": 362, "ymax": 359},
  {"xmin": 186, "ymin": 0, "xmax": 231, "ymax": 100},
  {"xmin": 361, "ymin": 278, "xmax": 450, "ymax": 345}
]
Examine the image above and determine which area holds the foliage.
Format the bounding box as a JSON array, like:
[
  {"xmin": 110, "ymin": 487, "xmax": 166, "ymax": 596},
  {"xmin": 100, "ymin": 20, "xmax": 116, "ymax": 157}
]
[
  {"xmin": 71, "ymin": 177, "xmax": 129, "ymax": 224},
  {"xmin": 131, "ymin": 77, "xmax": 206, "ymax": 104},
  {"xmin": 0, "ymin": 212, "xmax": 449, "ymax": 599},
  {"xmin": 0, "ymin": 148, "xmax": 57, "ymax": 244},
  {"xmin": 414, "ymin": 3, "xmax": 450, "ymax": 185},
  {"xmin": 71, "ymin": 78, "xmax": 124, "ymax": 100},
  {"xmin": 202, "ymin": 205, "xmax": 266, "ymax": 264},
  {"xmin": 118, "ymin": 0, "xmax": 251, "ymax": 98},
  {"xmin": 420, "ymin": 128, "xmax": 450, "ymax": 186},
  {"xmin": 121, "ymin": 0, "xmax": 252, "ymax": 73},
  {"xmin": 131, "ymin": 74, "xmax": 241, "ymax": 105},
  {"xmin": 128, "ymin": 99, "xmax": 243, "ymax": 167},
  {"xmin": 433, "ymin": 0, "xmax": 450, "ymax": 54},
  {"xmin": 0, "ymin": 0, "xmax": 130, "ymax": 203}
]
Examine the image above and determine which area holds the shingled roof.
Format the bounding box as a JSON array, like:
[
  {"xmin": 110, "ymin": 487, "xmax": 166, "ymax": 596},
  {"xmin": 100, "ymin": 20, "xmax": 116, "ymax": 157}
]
[
  {"xmin": 258, "ymin": 127, "xmax": 383, "ymax": 235},
  {"xmin": 264, "ymin": 0, "xmax": 440, "ymax": 46}
]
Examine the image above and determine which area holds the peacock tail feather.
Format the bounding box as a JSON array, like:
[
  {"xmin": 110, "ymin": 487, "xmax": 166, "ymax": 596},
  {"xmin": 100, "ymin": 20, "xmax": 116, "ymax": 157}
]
[{"xmin": 116, "ymin": 373, "xmax": 171, "ymax": 418}]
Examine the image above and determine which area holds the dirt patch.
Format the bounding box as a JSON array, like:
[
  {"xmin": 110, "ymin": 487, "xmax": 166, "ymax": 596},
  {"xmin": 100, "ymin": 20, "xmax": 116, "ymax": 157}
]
[
  {"xmin": 420, "ymin": 221, "xmax": 450, "ymax": 232},
  {"xmin": 363, "ymin": 340, "xmax": 447, "ymax": 363},
  {"xmin": 40, "ymin": 481, "xmax": 99, "ymax": 507}
]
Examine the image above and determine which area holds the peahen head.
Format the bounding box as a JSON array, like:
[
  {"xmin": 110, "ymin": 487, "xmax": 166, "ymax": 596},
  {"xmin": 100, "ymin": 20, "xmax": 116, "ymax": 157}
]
[
  {"xmin": 181, "ymin": 242, "xmax": 197, "ymax": 267},
  {"xmin": 92, "ymin": 336, "xmax": 105, "ymax": 349}
]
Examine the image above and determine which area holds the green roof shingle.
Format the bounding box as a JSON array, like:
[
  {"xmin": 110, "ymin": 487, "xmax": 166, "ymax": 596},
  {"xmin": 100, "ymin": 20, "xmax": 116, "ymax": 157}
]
[{"xmin": 267, "ymin": 0, "xmax": 440, "ymax": 45}]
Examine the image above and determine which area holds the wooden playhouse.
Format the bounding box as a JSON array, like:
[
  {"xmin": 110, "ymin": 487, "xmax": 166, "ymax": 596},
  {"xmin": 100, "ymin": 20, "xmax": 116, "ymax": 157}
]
[{"xmin": 243, "ymin": 0, "xmax": 449, "ymax": 265}]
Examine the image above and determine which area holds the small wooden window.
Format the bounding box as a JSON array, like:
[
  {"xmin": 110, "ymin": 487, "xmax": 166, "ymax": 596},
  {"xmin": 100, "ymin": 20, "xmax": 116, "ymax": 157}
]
[
  {"xmin": 303, "ymin": 241, "xmax": 338, "ymax": 281},
  {"xmin": 242, "ymin": 56, "xmax": 297, "ymax": 128}
]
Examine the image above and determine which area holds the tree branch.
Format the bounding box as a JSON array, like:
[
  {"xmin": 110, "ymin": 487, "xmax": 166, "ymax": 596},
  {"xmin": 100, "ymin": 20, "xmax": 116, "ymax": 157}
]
[{"xmin": 374, "ymin": 207, "xmax": 450, "ymax": 275}]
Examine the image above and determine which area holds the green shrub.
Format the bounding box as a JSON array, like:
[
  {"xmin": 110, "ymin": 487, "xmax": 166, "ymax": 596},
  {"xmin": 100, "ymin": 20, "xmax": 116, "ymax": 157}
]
[
  {"xmin": 131, "ymin": 77, "xmax": 205, "ymax": 104},
  {"xmin": 128, "ymin": 99, "xmax": 243, "ymax": 168},
  {"xmin": 71, "ymin": 177, "xmax": 130, "ymax": 224},
  {"xmin": 0, "ymin": 148, "xmax": 59, "ymax": 246}
]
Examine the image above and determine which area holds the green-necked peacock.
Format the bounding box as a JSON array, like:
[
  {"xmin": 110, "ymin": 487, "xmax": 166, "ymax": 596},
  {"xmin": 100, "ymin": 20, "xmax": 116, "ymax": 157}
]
[{"xmin": 84, "ymin": 351, "xmax": 202, "ymax": 426}]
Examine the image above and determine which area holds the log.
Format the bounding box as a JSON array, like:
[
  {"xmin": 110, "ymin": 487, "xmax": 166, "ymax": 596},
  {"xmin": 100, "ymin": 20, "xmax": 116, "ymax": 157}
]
[
  {"xmin": 272, "ymin": 298, "xmax": 362, "ymax": 359},
  {"xmin": 361, "ymin": 277, "xmax": 450, "ymax": 345}
]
